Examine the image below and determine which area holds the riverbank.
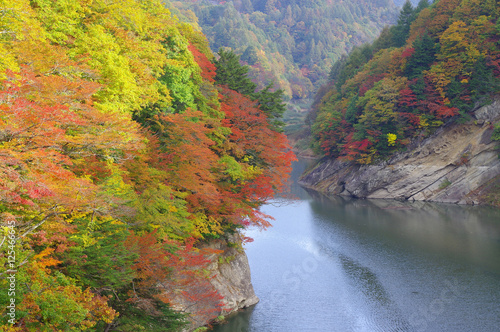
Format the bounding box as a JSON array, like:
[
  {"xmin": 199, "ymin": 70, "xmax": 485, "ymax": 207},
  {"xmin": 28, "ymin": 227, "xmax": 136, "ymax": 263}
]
[
  {"xmin": 210, "ymin": 160, "xmax": 500, "ymax": 332},
  {"xmin": 299, "ymin": 97, "xmax": 500, "ymax": 206}
]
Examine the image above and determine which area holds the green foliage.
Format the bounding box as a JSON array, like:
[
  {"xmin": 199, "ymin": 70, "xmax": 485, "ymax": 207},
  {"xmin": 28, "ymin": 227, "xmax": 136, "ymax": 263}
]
[
  {"xmin": 336, "ymin": 44, "xmax": 375, "ymax": 91},
  {"xmin": 254, "ymin": 83, "xmax": 287, "ymax": 131},
  {"xmin": 167, "ymin": 0, "xmax": 399, "ymax": 101},
  {"xmin": 439, "ymin": 178, "xmax": 452, "ymax": 190},
  {"xmin": 241, "ymin": 45, "xmax": 259, "ymax": 65},
  {"xmin": 405, "ymin": 33, "xmax": 437, "ymax": 79},
  {"xmin": 492, "ymin": 124, "xmax": 500, "ymax": 142},
  {"xmin": 193, "ymin": 328, "xmax": 209, "ymax": 332},
  {"xmin": 214, "ymin": 49, "xmax": 287, "ymax": 131},
  {"xmin": 393, "ymin": 0, "xmax": 417, "ymax": 47},
  {"xmin": 218, "ymin": 255, "xmax": 235, "ymax": 265},
  {"xmin": 101, "ymin": 298, "xmax": 188, "ymax": 332},
  {"xmin": 310, "ymin": 0, "xmax": 500, "ymax": 164},
  {"xmin": 61, "ymin": 216, "xmax": 137, "ymax": 290},
  {"xmin": 214, "ymin": 48, "xmax": 257, "ymax": 95}
]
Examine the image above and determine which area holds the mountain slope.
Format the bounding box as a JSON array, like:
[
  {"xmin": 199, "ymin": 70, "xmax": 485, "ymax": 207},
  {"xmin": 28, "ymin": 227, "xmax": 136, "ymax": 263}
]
[
  {"xmin": 303, "ymin": 0, "xmax": 500, "ymax": 205},
  {"xmin": 300, "ymin": 97, "xmax": 500, "ymax": 205},
  {"xmin": 167, "ymin": 0, "xmax": 399, "ymax": 101}
]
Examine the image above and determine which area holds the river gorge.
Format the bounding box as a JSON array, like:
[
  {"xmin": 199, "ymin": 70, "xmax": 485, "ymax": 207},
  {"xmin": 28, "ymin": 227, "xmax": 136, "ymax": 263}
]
[{"xmin": 211, "ymin": 159, "xmax": 500, "ymax": 332}]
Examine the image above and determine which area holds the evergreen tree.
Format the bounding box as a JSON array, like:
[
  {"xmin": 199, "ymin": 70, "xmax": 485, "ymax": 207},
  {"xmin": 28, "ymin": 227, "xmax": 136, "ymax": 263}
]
[
  {"xmin": 335, "ymin": 44, "xmax": 373, "ymax": 90},
  {"xmin": 415, "ymin": 0, "xmax": 430, "ymax": 14},
  {"xmin": 469, "ymin": 56, "xmax": 500, "ymax": 102},
  {"xmin": 214, "ymin": 49, "xmax": 286, "ymax": 131},
  {"xmin": 329, "ymin": 54, "xmax": 348, "ymax": 81},
  {"xmin": 214, "ymin": 48, "xmax": 257, "ymax": 96},
  {"xmin": 254, "ymin": 83, "xmax": 287, "ymax": 131},
  {"xmin": 345, "ymin": 95, "xmax": 360, "ymax": 124},
  {"xmin": 372, "ymin": 26, "xmax": 396, "ymax": 54},
  {"xmin": 404, "ymin": 33, "xmax": 436, "ymax": 79},
  {"xmin": 241, "ymin": 45, "xmax": 259, "ymax": 65},
  {"xmin": 392, "ymin": 0, "xmax": 415, "ymax": 47}
]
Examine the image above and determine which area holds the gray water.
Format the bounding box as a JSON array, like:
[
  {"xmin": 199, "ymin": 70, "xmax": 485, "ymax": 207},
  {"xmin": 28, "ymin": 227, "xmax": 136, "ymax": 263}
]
[{"xmin": 211, "ymin": 160, "xmax": 500, "ymax": 332}]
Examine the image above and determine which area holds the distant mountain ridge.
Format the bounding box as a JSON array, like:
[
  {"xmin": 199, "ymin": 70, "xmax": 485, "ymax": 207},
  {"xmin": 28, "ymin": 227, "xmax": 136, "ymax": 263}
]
[{"xmin": 167, "ymin": 0, "xmax": 399, "ymax": 101}]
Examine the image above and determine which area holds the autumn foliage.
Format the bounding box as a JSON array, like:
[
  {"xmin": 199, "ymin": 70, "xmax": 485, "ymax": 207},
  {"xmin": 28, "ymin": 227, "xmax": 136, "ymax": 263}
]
[
  {"xmin": 312, "ymin": 0, "xmax": 500, "ymax": 164},
  {"xmin": 0, "ymin": 0, "xmax": 294, "ymax": 330}
]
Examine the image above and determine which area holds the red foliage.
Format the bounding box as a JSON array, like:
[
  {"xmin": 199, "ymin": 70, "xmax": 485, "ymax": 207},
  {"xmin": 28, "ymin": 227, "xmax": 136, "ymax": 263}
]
[
  {"xmin": 125, "ymin": 232, "xmax": 224, "ymax": 319},
  {"xmin": 319, "ymin": 119, "xmax": 352, "ymax": 157},
  {"xmin": 156, "ymin": 110, "xmax": 222, "ymax": 214},
  {"xmin": 489, "ymin": 57, "xmax": 500, "ymax": 77},
  {"xmin": 400, "ymin": 112, "xmax": 421, "ymax": 127},
  {"xmin": 359, "ymin": 74, "xmax": 386, "ymax": 97},
  {"xmin": 0, "ymin": 75, "xmax": 89, "ymax": 210},
  {"xmin": 417, "ymin": 77, "xmax": 458, "ymax": 118},
  {"xmin": 398, "ymin": 88, "xmax": 418, "ymax": 108},
  {"xmin": 433, "ymin": 104, "xmax": 459, "ymax": 118},
  {"xmin": 300, "ymin": 66, "xmax": 311, "ymax": 77},
  {"xmin": 218, "ymin": 88, "xmax": 295, "ymax": 228},
  {"xmin": 189, "ymin": 43, "xmax": 216, "ymax": 83},
  {"xmin": 341, "ymin": 137, "xmax": 373, "ymax": 161},
  {"xmin": 401, "ymin": 47, "xmax": 415, "ymax": 58}
]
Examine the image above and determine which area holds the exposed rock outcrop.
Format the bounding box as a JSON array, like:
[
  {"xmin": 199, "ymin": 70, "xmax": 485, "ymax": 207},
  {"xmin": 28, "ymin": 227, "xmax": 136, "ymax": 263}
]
[
  {"xmin": 170, "ymin": 234, "xmax": 258, "ymax": 331},
  {"xmin": 299, "ymin": 97, "xmax": 500, "ymax": 205},
  {"xmin": 204, "ymin": 234, "xmax": 259, "ymax": 314}
]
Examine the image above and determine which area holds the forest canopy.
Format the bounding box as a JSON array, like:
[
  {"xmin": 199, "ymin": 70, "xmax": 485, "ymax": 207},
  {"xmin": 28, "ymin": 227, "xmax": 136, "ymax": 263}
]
[
  {"xmin": 166, "ymin": 0, "xmax": 400, "ymax": 101},
  {"xmin": 0, "ymin": 0, "xmax": 294, "ymax": 330},
  {"xmin": 310, "ymin": 0, "xmax": 500, "ymax": 164}
]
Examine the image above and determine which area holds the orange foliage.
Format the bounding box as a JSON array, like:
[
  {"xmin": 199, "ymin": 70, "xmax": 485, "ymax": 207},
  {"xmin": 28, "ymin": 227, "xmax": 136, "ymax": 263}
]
[
  {"xmin": 189, "ymin": 43, "xmax": 217, "ymax": 83},
  {"xmin": 219, "ymin": 88, "xmax": 295, "ymax": 227},
  {"xmin": 125, "ymin": 232, "xmax": 224, "ymax": 319},
  {"xmin": 155, "ymin": 110, "xmax": 222, "ymax": 214}
]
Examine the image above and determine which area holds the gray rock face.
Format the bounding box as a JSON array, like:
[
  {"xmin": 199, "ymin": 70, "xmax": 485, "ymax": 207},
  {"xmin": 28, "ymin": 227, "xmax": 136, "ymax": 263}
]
[
  {"xmin": 170, "ymin": 234, "xmax": 258, "ymax": 332},
  {"xmin": 205, "ymin": 234, "xmax": 259, "ymax": 313},
  {"xmin": 300, "ymin": 97, "xmax": 500, "ymax": 204}
]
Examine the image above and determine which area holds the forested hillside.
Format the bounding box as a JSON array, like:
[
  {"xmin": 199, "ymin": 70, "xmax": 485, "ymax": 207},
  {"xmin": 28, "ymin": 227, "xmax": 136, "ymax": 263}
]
[
  {"xmin": 310, "ymin": 0, "xmax": 500, "ymax": 164},
  {"xmin": 0, "ymin": 0, "xmax": 294, "ymax": 330},
  {"xmin": 167, "ymin": 0, "xmax": 399, "ymax": 101}
]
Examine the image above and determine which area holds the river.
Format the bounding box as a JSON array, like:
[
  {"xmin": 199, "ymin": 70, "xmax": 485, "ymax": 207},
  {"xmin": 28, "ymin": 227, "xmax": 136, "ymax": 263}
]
[{"xmin": 211, "ymin": 160, "xmax": 500, "ymax": 332}]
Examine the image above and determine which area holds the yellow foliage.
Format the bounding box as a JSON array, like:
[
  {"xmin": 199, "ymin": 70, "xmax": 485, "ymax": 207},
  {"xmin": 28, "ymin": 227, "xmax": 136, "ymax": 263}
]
[
  {"xmin": 419, "ymin": 116, "xmax": 429, "ymax": 128},
  {"xmin": 33, "ymin": 248, "xmax": 62, "ymax": 270},
  {"xmin": 387, "ymin": 133, "xmax": 397, "ymax": 146},
  {"xmin": 0, "ymin": 0, "xmax": 46, "ymax": 77},
  {"xmin": 426, "ymin": 65, "xmax": 452, "ymax": 98},
  {"xmin": 356, "ymin": 148, "xmax": 377, "ymax": 165},
  {"xmin": 192, "ymin": 214, "xmax": 224, "ymax": 239}
]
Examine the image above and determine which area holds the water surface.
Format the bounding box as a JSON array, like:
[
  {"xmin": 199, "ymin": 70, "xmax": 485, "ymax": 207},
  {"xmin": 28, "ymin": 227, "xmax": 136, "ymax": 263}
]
[{"xmin": 211, "ymin": 160, "xmax": 500, "ymax": 332}]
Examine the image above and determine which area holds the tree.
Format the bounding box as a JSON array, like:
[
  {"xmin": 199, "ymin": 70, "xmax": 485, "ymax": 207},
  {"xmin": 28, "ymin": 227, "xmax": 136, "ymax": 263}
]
[
  {"xmin": 214, "ymin": 48, "xmax": 257, "ymax": 96},
  {"xmin": 372, "ymin": 26, "xmax": 396, "ymax": 54},
  {"xmin": 415, "ymin": 0, "xmax": 430, "ymax": 13},
  {"xmin": 241, "ymin": 45, "xmax": 259, "ymax": 65},
  {"xmin": 392, "ymin": 0, "xmax": 416, "ymax": 47},
  {"xmin": 60, "ymin": 216, "xmax": 137, "ymax": 291},
  {"xmin": 468, "ymin": 56, "xmax": 500, "ymax": 102},
  {"xmin": 124, "ymin": 232, "xmax": 224, "ymax": 322},
  {"xmin": 335, "ymin": 44, "xmax": 374, "ymax": 91},
  {"xmin": 219, "ymin": 88, "xmax": 295, "ymax": 227},
  {"xmin": 253, "ymin": 83, "xmax": 287, "ymax": 131},
  {"xmin": 405, "ymin": 33, "xmax": 437, "ymax": 79}
]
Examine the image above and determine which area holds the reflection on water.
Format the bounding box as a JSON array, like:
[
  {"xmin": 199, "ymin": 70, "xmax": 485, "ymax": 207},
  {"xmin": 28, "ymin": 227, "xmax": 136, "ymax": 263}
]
[
  {"xmin": 211, "ymin": 160, "xmax": 500, "ymax": 332},
  {"xmin": 307, "ymin": 193, "xmax": 500, "ymax": 275}
]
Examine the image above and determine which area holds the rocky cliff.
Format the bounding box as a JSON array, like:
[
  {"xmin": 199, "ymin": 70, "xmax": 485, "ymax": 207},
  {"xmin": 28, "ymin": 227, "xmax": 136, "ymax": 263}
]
[
  {"xmin": 170, "ymin": 234, "xmax": 259, "ymax": 331},
  {"xmin": 204, "ymin": 234, "xmax": 259, "ymax": 317},
  {"xmin": 300, "ymin": 97, "xmax": 500, "ymax": 205}
]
